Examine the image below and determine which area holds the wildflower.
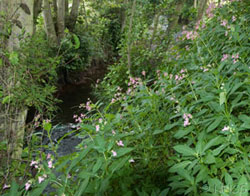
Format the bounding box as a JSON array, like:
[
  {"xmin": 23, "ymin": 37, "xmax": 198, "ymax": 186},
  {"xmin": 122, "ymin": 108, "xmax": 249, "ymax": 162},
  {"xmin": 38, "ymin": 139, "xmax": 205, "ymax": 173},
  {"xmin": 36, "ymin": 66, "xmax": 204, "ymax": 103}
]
[
  {"xmin": 98, "ymin": 118, "xmax": 103, "ymax": 123},
  {"xmin": 221, "ymin": 20, "xmax": 228, "ymax": 27},
  {"xmin": 116, "ymin": 140, "xmax": 124, "ymax": 147},
  {"xmin": 129, "ymin": 159, "xmax": 135, "ymax": 163},
  {"xmin": 86, "ymin": 101, "xmax": 91, "ymax": 111},
  {"xmin": 73, "ymin": 114, "xmax": 77, "ymax": 119},
  {"xmin": 48, "ymin": 160, "xmax": 53, "ymax": 168},
  {"xmin": 30, "ymin": 160, "xmax": 38, "ymax": 166},
  {"xmin": 183, "ymin": 113, "xmax": 192, "ymax": 127},
  {"xmin": 222, "ymin": 126, "xmax": 230, "ymax": 132},
  {"xmin": 232, "ymin": 16, "xmax": 236, "ymax": 22},
  {"xmin": 47, "ymin": 153, "xmax": 51, "ymax": 160},
  {"xmin": 3, "ymin": 184, "xmax": 10, "ymax": 190},
  {"xmin": 96, "ymin": 125, "xmax": 100, "ymax": 132},
  {"xmin": 25, "ymin": 182, "xmax": 31, "ymax": 191},
  {"xmin": 111, "ymin": 150, "xmax": 117, "ymax": 157},
  {"xmin": 142, "ymin": 70, "xmax": 146, "ymax": 76},
  {"xmin": 38, "ymin": 176, "xmax": 45, "ymax": 184},
  {"xmin": 111, "ymin": 98, "xmax": 116, "ymax": 103},
  {"xmin": 225, "ymin": 31, "xmax": 228, "ymax": 36},
  {"xmin": 221, "ymin": 54, "xmax": 229, "ymax": 62},
  {"xmin": 112, "ymin": 130, "xmax": 116, "ymax": 135},
  {"xmin": 164, "ymin": 72, "xmax": 168, "ymax": 77}
]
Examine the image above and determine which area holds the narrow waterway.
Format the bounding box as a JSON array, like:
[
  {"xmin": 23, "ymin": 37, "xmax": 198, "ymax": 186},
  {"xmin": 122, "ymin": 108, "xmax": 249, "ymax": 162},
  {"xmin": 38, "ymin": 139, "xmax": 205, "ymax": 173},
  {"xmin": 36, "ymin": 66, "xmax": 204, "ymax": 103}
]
[{"xmin": 54, "ymin": 84, "xmax": 93, "ymax": 124}]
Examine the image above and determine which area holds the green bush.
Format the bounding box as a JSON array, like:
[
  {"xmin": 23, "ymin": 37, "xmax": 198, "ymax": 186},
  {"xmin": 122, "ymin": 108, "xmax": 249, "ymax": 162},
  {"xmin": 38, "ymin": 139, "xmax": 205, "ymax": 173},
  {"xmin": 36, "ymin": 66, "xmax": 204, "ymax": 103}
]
[{"xmin": 4, "ymin": 1, "xmax": 249, "ymax": 195}]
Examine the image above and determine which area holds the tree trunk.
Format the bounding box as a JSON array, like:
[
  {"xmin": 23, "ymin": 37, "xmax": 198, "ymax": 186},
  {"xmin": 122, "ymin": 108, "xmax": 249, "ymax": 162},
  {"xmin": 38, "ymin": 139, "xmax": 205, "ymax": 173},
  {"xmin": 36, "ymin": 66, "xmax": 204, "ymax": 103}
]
[
  {"xmin": 67, "ymin": 0, "xmax": 80, "ymax": 31},
  {"xmin": 0, "ymin": 0, "xmax": 33, "ymax": 159},
  {"xmin": 127, "ymin": 0, "xmax": 137, "ymax": 73},
  {"xmin": 197, "ymin": 0, "xmax": 208, "ymax": 21},
  {"xmin": 34, "ymin": 0, "xmax": 43, "ymax": 33},
  {"xmin": 57, "ymin": 0, "xmax": 65, "ymax": 41},
  {"xmin": 43, "ymin": 0, "xmax": 58, "ymax": 45}
]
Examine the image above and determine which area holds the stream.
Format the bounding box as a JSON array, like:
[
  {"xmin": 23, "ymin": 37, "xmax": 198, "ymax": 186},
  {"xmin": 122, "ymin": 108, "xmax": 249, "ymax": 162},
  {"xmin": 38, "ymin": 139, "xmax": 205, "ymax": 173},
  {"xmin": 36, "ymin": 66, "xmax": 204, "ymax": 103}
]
[{"xmin": 43, "ymin": 84, "xmax": 93, "ymax": 157}]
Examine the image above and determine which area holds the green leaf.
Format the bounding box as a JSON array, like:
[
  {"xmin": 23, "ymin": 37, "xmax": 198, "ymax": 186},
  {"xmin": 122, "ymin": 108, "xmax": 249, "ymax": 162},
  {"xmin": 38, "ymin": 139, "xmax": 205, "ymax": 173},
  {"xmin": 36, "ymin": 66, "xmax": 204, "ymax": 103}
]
[
  {"xmin": 9, "ymin": 52, "xmax": 19, "ymax": 65},
  {"xmin": 173, "ymin": 145, "xmax": 196, "ymax": 157},
  {"xmin": 174, "ymin": 128, "xmax": 192, "ymax": 139},
  {"xmin": 110, "ymin": 157, "xmax": 129, "ymax": 173},
  {"xmin": 169, "ymin": 161, "xmax": 192, "ymax": 173},
  {"xmin": 73, "ymin": 34, "xmax": 80, "ymax": 49},
  {"xmin": 224, "ymin": 173, "xmax": 233, "ymax": 187},
  {"xmin": 67, "ymin": 147, "xmax": 91, "ymax": 173},
  {"xmin": 203, "ymin": 136, "xmax": 222, "ymax": 153},
  {"xmin": 9, "ymin": 181, "xmax": 20, "ymax": 196},
  {"xmin": 2, "ymin": 95, "xmax": 11, "ymax": 104},
  {"xmin": 30, "ymin": 180, "xmax": 49, "ymax": 196},
  {"xmin": 196, "ymin": 166, "xmax": 208, "ymax": 183},
  {"xmin": 116, "ymin": 148, "xmax": 133, "ymax": 157},
  {"xmin": 92, "ymin": 158, "xmax": 103, "ymax": 173},
  {"xmin": 177, "ymin": 169, "xmax": 194, "ymax": 184},
  {"xmin": 204, "ymin": 152, "xmax": 216, "ymax": 164},
  {"xmin": 153, "ymin": 129, "xmax": 164, "ymax": 135},
  {"xmin": 75, "ymin": 177, "xmax": 89, "ymax": 196},
  {"xmin": 207, "ymin": 116, "xmax": 223, "ymax": 133},
  {"xmin": 236, "ymin": 175, "xmax": 248, "ymax": 196}
]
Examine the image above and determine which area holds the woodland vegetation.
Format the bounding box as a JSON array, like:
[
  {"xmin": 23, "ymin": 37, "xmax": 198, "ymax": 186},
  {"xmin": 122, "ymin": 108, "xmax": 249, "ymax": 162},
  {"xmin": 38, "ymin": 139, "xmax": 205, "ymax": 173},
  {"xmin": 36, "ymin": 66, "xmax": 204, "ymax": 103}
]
[{"xmin": 0, "ymin": 0, "xmax": 249, "ymax": 195}]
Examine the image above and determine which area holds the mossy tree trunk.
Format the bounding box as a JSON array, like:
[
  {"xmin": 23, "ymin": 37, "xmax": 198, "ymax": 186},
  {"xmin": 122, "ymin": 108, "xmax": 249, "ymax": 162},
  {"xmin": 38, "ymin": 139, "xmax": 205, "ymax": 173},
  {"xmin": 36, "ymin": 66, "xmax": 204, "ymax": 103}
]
[{"xmin": 0, "ymin": 0, "xmax": 33, "ymax": 160}]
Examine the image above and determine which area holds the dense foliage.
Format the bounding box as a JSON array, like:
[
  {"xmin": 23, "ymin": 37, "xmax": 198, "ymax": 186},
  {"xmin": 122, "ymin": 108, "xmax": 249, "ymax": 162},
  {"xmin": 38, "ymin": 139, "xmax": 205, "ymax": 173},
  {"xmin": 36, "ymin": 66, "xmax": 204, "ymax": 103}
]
[{"xmin": 1, "ymin": 0, "xmax": 250, "ymax": 195}]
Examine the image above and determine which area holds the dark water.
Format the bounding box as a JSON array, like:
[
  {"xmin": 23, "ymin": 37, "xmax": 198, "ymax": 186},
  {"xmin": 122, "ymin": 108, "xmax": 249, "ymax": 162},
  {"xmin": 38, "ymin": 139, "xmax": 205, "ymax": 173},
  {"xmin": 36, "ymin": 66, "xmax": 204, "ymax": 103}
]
[{"xmin": 54, "ymin": 84, "xmax": 93, "ymax": 124}]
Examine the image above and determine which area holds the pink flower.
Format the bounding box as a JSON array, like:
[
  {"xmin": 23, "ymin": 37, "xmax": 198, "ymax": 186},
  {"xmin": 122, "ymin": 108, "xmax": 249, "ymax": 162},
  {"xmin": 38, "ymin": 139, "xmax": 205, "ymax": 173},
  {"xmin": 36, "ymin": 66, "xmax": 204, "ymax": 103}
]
[
  {"xmin": 30, "ymin": 160, "xmax": 38, "ymax": 166},
  {"xmin": 129, "ymin": 159, "xmax": 135, "ymax": 163},
  {"xmin": 96, "ymin": 125, "xmax": 100, "ymax": 132},
  {"xmin": 111, "ymin": 150, "xmax": 117, "ymax": 157},
  {"xmin": 164, "ymin": 72, "xmax": 168, "ymax": 77},
  {"xmin": 112, "ymin": 130, "xmax": 116, "ymax": 135},
  {"xmin": 116, "ymin": 140, "xmax": 124, "ymax": 147},
  {"xmin": 73, "ymin": 115, "xmax": 77, "ymax": 119},
  {"xmin": 47, "ymin": 153, "xmax": 51, "ymax": 160},
  {"xmin": 48, "ymin": 160, "xmax": 53, "ymax": 168},
  {"xmin": 111, "ymin": 98, "xmax": 116, "ymax": 103},
  {"xmin": 183, "ymin": 113, "xmax": 192, "ymax": 127},
  {"xmin": 98, "ymin": 118, "xmax": 103, "ymax": 123},
  {"xmin": 222, "ymin": 126, "xmax": 229, "ymax": 132},
  {"xmin": 25, "ymin": 182, "xmax": 31, "ymax": 190},
  {"xmin": 221, "ymin": 54, "xmax": 229, "ymax": 62},
  {"xmin": 221, "ymin": 20, "xmax": 228, "ymax": 27},
  {"xmin": 3, "ymin": 184, "xmax": 10, "ymax": 190},
  {"xmin": 38, "ymin": 176, "xmax": 45, "ymax": 184},
  {"xmin": 142, "ymin": 71, "xmax": 146, "ymax": 76}
]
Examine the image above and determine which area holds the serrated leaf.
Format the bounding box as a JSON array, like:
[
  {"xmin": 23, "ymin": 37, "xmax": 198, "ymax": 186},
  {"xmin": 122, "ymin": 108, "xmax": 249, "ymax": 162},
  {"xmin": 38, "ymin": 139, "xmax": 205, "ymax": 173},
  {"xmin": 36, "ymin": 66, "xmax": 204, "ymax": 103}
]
[
  {"xmin": 203, "ymin": 136, "xmax": 222, "ymax": 153},
  {"xmin": 75, "ymin": 177, "xmax": 89, "ymax": 196},
  {"xmin": 92, "ymin": 158, "xmax": 103, "ymax": 173},
  {"xmin": 116, "ymin": 148, "xmax": 133, "ymax": 157},
  {"xmin": 173, "ymin": 145, "xmax": 196, "ymax": 157},
  {"xmin": 30, "ymin": 180, "xmax": 49, "ymax": 195},
  {"xmin": 207, "ymin": 116, "xmax": 223, "ymax": 132},
  {"xmin": 169, "ymin": 161, "xmax": 192, "ymax": 172}
]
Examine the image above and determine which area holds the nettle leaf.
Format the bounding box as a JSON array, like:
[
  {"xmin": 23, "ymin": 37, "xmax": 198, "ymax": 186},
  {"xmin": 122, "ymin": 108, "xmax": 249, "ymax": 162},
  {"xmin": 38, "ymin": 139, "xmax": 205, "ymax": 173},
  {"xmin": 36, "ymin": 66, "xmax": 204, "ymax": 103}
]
[
  {"xmin": 169, "ymin": 161, "xmax": 192, "ymax": 173},
  {"xmin": 207, "ymin": 116, "xmax": 224, "ymax": 133},
  {"xmin": 219, "ymin": 92, "xmax": 226, "ymax": 105},
  {"xmin": 173, "ymin": 145, "xmax": 196, "ymax": 157},
  {"xmin": 92, "ymin": 158, "xmax": 103, "ymax": 173},
  {"xmin": 20, "ymin": 3, "xmax": 31, "ymax": 15},
  {"xmin": 203, "ymin": 136, "xmax": 223, "ymax": 153},
  {"xmin": 116, "ymin": 148, "xmax": 133, "ymax": 157}
]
